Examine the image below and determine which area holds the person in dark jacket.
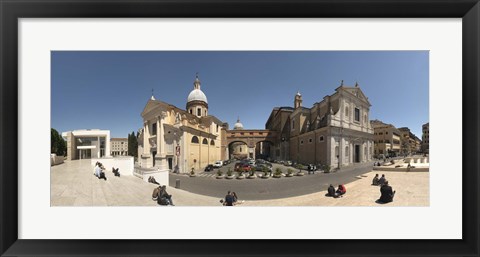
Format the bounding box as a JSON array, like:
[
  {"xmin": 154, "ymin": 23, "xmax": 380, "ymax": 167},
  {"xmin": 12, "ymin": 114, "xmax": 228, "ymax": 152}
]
[
  {"xmin": 378, "ymin": 181, "xmax": 396, "ymax": 203},
  {"xmin": 224, "ymin": 191, "xmax": 234, "ymax": 206},
  {"xmin": 327, "ymin": 184, "xmax": 336, "ymax": 197},
  {"xmin": 372, "ymin": 174, "xmax": 380, "ymax": 185},
  {"xmin": 378, "ymin": 174, "xmax": 387, "ymax": 186},
  {"xmin": 158, "ymin": 185, "xmax": 174, "ymax": 206}
]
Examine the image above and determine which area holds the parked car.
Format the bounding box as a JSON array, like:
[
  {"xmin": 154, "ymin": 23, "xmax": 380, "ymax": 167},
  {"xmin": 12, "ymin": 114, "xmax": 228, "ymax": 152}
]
[
  {"xmin": 238, "ymin": 163, "xmax": 252, "ymax": 172},
  {"xmin": 254, "ymin": 163, "xmax": 272, "ymax": 171},
  {"xmin": 284, "ymin": 161, "xmax": 292, "ymax": 166},
  {"xmin": 213, "ymin": 161, "xmax": 223, "ymax": 168},
  {"xmin": 204, "ymin": 164, "xmax": 214, "ymax": 172}
]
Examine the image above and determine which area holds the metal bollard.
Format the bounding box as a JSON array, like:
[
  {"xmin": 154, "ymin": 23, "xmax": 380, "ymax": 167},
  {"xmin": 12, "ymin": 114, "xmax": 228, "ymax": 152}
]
[{"xmin": 175, "ymin": 179, "xmax": 180, "ymax": 189}]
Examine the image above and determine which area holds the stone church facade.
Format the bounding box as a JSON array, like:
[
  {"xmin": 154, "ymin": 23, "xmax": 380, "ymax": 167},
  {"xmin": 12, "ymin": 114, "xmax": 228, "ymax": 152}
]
[
  {"xmin": 267, "ymin": 81, "xmax": 374, "ymax": 168},
  {"xmin": 138, "ymin": 75, "xmax": 227, "ymax": 173}
]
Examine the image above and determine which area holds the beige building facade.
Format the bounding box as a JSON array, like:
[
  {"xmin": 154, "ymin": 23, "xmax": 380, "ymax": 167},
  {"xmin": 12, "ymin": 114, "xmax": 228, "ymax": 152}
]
[
  {"xmin": 370, "ymin": 120, "xmax": 401, "ymax": 157},
  {"xmin": 111, "ymin": 138, "xmax": 128, "ymax": 156},
  {"xmin": 398, "ymin": 127, "xmax": 421, "ymax": 155},
  {"xmin": 422, "ymin": 122, "xmax": 429, "ymax": 154},
  {"xmin": 266, "ymin": 82, "xmax": 374, "ymax": 168},
  {"xmin": 138, "ymin": 75, "xmax": 227, "ymax": 173}
]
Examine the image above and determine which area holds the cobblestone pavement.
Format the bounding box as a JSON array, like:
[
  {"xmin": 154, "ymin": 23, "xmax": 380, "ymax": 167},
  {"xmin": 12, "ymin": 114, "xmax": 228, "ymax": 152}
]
[{"xmin": 51, "ymin": 160, "xmax": 428, "ymax": 206}]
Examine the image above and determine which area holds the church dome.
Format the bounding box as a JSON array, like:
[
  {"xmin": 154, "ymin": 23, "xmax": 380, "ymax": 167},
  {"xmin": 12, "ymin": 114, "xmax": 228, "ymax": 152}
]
[
  {"xmin": 187, "ymin": 89, "xmax": 208, "ymax": 103},
  {"xmin": 187, "ymin": 74, "xmax": 208, "ymax": 104},
  {"xmin": 233, "ymin": 118, "xmax": 244, "ymax": 130}
]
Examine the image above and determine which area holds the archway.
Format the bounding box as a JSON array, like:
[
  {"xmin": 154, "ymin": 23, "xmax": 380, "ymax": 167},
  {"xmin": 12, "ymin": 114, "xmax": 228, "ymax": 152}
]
[
  {"xmin": 228, "ymin": 140, "xmax": 249, "ymax": 160},
  {"xmin": 255, "ymin": 140, "xmax": 274, "ymax": 160}
]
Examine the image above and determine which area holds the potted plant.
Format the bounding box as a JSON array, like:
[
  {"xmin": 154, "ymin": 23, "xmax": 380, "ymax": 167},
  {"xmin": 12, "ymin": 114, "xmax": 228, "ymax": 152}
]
[
  {"xmin": 273, "ymin": 167, "xmax": 283, "ymax": 178},
  {"xmin": 226, "ymin": 168, "xmax": 235, "ymax": 179},
  {"xmin": 323, "ymin": 164, "xmax": 331, "ymax": 174},
  {"xmin": 261, "ymin": 167, "xmax": 270, "ymax": 179},
  {"xmin": 248, "ymin": 169, "xmax": 256, "ymax": 179},
  {"xmin": 189, "ymin": 167, "xmax": 196, "ymax": 177},
  {"xmin": 237, "ymin": 170, "xmax": 245, "ymax": 179},
  {"xmin": 216, "ymin": 169, "xmax": 224, "ymax": 179},
  {"xmin": 286, "ymin": 168, "xmax": 294, "ymax": 177},
  {"xmin": 296, "ymin": 164, "xmax": 305, "ymax": 176}
]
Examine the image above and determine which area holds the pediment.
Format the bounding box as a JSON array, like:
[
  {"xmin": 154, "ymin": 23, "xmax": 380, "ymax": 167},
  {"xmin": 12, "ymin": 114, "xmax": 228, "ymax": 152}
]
[
  {"xmin": 343, "ymin": 87, "xmax": 371, "ymax": 106},
  {"xmin": 141, "ymin": 100, "xmax": 161, "ymax": 116}
]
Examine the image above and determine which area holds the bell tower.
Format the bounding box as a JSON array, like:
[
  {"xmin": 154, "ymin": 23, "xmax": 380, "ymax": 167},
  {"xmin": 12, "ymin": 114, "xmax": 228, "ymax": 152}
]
[{"xmin": 294, "ymin": 91, "xmax": 302, "ymax": 109}]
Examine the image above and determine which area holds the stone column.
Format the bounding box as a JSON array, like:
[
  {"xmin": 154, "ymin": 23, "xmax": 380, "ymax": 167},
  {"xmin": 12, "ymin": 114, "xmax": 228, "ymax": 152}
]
[
  {"xmin": 97, "ymin": 136, "xmax": 100, "ymax": 158},
  {"xmin": 143, "ymin": 121, "xmax": 149, "ymax": 155},
  {"xmin": 105, "ymin": 132, "xmax": 111, "ymax": 157},
  {"xmin": 339, "ymin": 137, "xmax": 344, "ymax": 167},
  {"xmin": 157, "ymin": 112, "xmax": 168, "ymax": 170}
]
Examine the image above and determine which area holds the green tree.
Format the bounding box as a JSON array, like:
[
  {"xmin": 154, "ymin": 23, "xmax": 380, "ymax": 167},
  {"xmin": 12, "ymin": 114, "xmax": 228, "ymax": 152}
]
[
  {"xmin": 128, "ymin": 131, "xmax": 138, "ymax": 157},
  {"xmin": 51, "ymin": 128, "xmax": 66, "ymax": 156}
]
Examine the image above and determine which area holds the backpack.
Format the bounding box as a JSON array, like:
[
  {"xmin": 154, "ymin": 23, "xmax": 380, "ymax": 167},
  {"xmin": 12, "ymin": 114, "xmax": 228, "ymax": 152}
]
[{"xmin": 152, "ymin": 187, "xmax": 160, "ymax": 200}]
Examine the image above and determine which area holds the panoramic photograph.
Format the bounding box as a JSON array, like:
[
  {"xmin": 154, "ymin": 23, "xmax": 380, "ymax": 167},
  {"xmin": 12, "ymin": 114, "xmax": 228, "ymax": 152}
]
[{"xmin": 50, "ymin": 51, "xmax": 429, "ymax": 207}]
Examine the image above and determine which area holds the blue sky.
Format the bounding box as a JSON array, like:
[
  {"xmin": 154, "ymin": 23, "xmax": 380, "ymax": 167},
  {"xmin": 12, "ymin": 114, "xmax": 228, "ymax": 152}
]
[{"xmin": 51, "ymin": 51, "xmax": 429, "ymax": 138}]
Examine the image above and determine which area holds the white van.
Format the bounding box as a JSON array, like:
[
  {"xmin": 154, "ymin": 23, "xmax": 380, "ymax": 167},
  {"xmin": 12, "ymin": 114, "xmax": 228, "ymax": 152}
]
[{"xmin": 213, "ymin": 161, "xmax": 223, "ymax": 168}]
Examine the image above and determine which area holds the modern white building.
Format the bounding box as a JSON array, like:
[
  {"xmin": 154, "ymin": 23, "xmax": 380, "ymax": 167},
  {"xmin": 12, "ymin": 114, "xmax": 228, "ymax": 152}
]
[{"xmin": 62, "ymin": 129, "xmax": 111, "ymax": 160}]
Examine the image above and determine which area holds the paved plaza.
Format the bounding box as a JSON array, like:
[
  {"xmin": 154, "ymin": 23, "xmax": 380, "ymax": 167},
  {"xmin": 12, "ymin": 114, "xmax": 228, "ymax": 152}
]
[{"xmin": 51, "ymin": 159, "xmax": 429, "ymax": 206}]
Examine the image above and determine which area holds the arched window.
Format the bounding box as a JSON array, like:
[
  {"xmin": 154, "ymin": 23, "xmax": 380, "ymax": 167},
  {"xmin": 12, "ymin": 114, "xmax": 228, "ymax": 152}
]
[
  {"xmin": 202, "ymin": 138, "xmax": 208, "ymax": 144},
  {"xmin": 210, "ymin": 139, "xmax": 215, "ymax": 146},
  {"xmin": 197, "ymin": 108, "xmax": 201, "ymax": 116},
  {"xmin": 189, "ymin": 109, "xmax": 192, "ymax": 114},
  {"xmin": 191, "ymin": 136, "xmax": 199, "ymax": 144}
]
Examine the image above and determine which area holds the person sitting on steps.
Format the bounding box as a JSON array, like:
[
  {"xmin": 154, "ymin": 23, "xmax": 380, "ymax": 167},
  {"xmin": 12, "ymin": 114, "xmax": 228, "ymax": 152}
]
[
  {"xmin": 378, "ymin": 174, "xmax": 387, "ymax": 186},
  {"xmin": 372, "ymin": 174, "xmax": 380, "ymax": 186},
  {"xmin": 148, "ymin": 176, "xmax": 160, "ymax": 185},
  {"xmin": 335, "ymin": 184, "xmax": 346, "ymax": 198},
  {"xmin": 326, "ymin": 184, "xmax": 336, "ymax": 197},
  {"xmin": 377, "ymin": 180, "xmax": 396, "ymax": 204},
  {"xmin": 112, "ymin": 167, "xmax": 120, "ymax": 177},
  {"xmin": 158, "ymin": 185, "xmax": 174, "ymax": 206}
]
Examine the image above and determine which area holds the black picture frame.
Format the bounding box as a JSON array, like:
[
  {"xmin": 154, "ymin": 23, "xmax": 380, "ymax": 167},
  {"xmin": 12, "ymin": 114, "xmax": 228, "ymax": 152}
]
[{"xmin": 1, "ymin": 0, "xmax": 479, "ymax": 256}]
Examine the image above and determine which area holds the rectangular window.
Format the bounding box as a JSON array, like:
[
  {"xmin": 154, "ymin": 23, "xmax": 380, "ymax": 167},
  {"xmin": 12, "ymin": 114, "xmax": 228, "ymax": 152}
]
[
  {"xmin": 216, "ymin": 124, "xmax": 219, "ymax": 132},
  {"xmin": 354, "ymin": 108, "xmax": 360, "ymax": 122},
  {"xmin": 151, "ymin": 122, "xmax": 157, "ymax": 135},
  {"xmin": 197, "ymin": 108, "xmax": 201, "ymax": 116}
]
